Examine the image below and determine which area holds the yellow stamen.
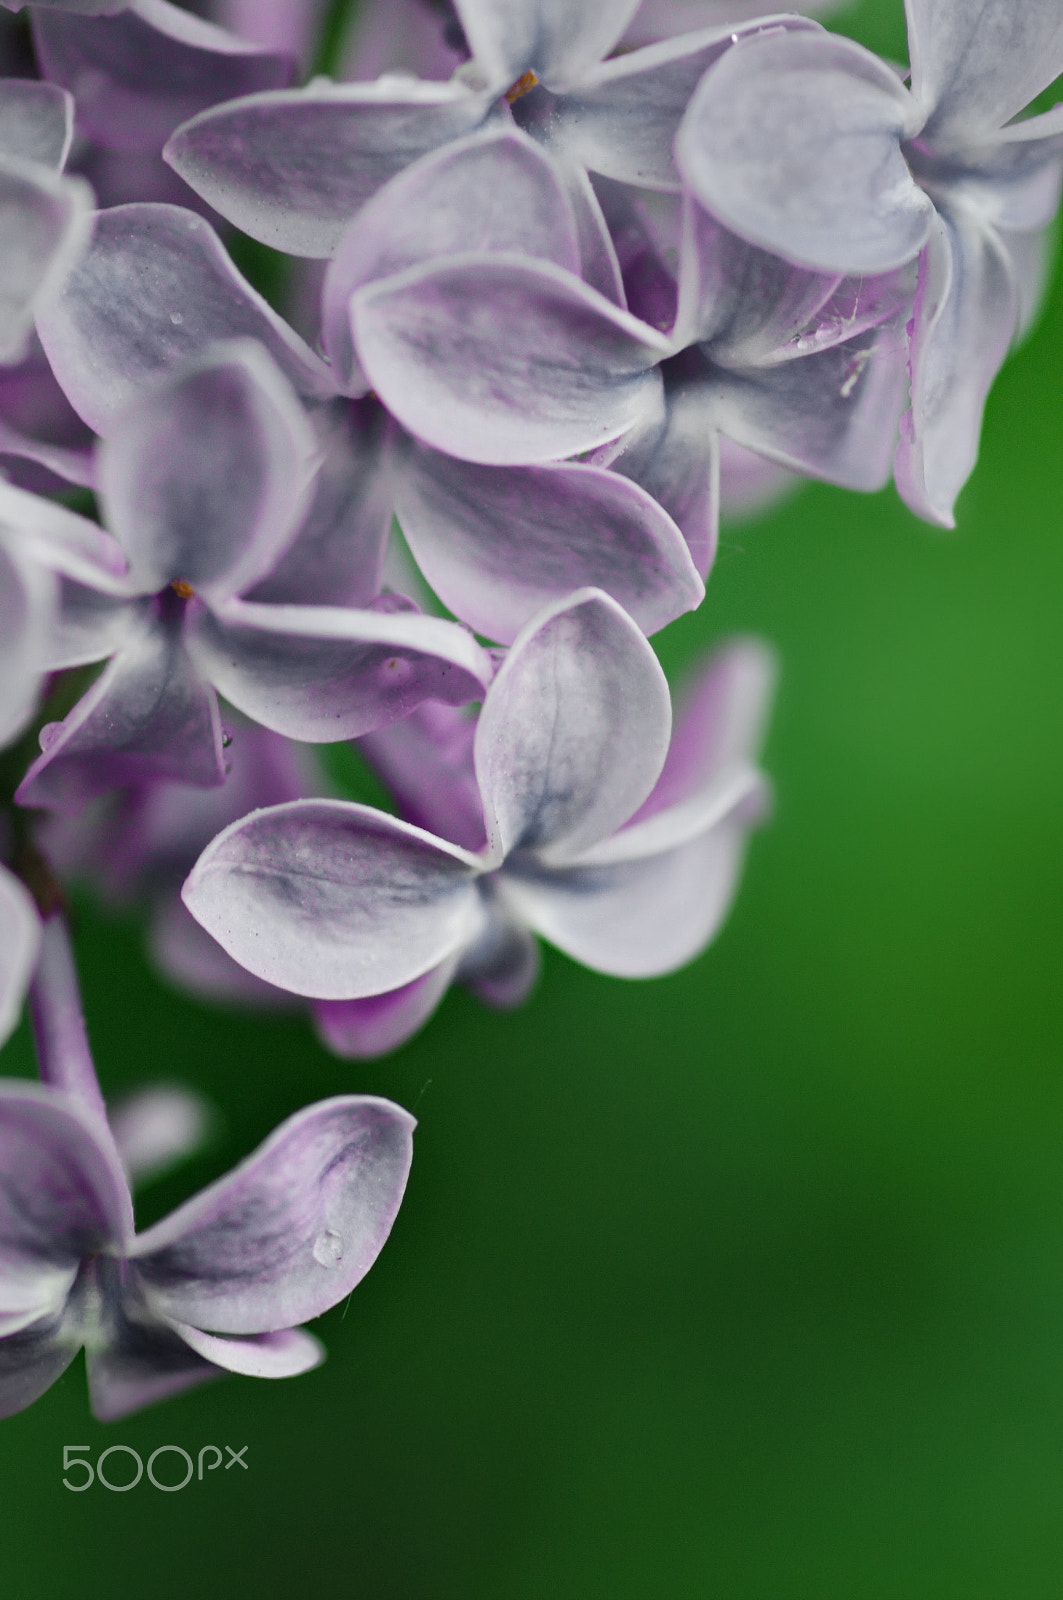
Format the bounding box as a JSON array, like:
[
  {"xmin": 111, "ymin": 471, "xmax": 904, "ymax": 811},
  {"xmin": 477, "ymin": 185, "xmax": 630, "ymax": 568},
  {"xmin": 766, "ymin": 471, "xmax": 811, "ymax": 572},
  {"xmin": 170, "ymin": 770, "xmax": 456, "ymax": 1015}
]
[
  {"xmin": 505, "ymin": 69, "xmax": 539, "ymax": 104},
  {"xmin": 171, "ymin": 579, "xmax": 195, "ymax": 599}
]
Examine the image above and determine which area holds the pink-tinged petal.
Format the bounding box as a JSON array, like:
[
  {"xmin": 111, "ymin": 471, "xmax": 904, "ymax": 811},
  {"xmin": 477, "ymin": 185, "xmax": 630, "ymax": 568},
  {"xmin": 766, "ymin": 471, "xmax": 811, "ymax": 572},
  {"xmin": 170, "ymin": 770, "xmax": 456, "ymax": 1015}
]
[
  {"xmin": 677, "ymin": 29, "xmax": 932, "ymax": 275},
  {"xmin": 108, "ymin": 1084, "xmax": 212, "ymax": 1187},
  {"xmin": 459, "ymin": 911, "xmax": 540, "ymax": 1008},
  {"xmin": 0, "ymin": 865, "xmax": 40, "ymax": 1049},
  {"xmin": 906, "ymin": 0, "xmax": 1063, "ymax": 146},
  {"xmin": 35, "ymin": 204, "xmax": 333, "ymax": 435},
  {"xmin": 0, "ymin": 536, "xmax": 55, "ymax": 745},
  {"xmin": 188, "ymin": 597, "xmax": 491, "ymax": 743},
  {"xmin": 475, "ymin": 588, "xmax": 672, "ymax": 865},
  {"xmin": 896, "ymin": 206, "xmax": 1017, "ymax": 528},
  {"xmin": 16, "ymin": 615, "xmax": 226, "ymax": 814},
  {"xmin": 33, "ymin": 0, "xmax": 295, "ymax": 155},
  {"xmin": 247, "ymin": 400, "xmax": 393, "ymax": 609},
  {"xmin": 0, "ymin": 1307, "xmax": 80, "ymax": 1420},
  {"xmin": 149, "ymin": 895, "xmax": 298, "ymax": 1009},
  {"xmin": 0, "ymin": 156, "xmax": 92, "ymax": 360},
  {"xmin": 164, "ymin": 80, "xmax": 499, "ymax": 258},
  {"xmin": 85, "ymin": 1328, "xmax": 220, "ymax": 1422},
  {"xmin": 182, "ymin": 800, "xmax": 484, "ymax": 998},
  {"xmin": 455, "ymin": 0, "xmax": 642, "ymax": 91},
  {"xmin": 323, "ymin": 128, "xmax": 580, "ymax": 391},
  {"xmin": 99, "ymin": 342, "xmax": 317, "ymax": 602},
  {"xmin": 0, "ymin": 79, "xmax": 73, "ymax": 169},
  {"xmin": 358, "ymin": 702, "xmax": 486, "ymax": 853},
  {"xmin": 131, "ymin": 1094, "xmax": 415, "ymax": 1333},
  {"xmin": 395, "ymin": 444, "xmax": 703, "ymax": 645},
  {"xmin": 313, "ymin": 956, "xmax": 459, "ymax": 1059},
  {"xmin": 551, "ymin": 16, "xmax": 822, "ymax": 190},
  {"xmin": 0, "ymin": 1081, "xmax": 134, "ymax": 1311},
  {"xmin": 168, "ymin": 1320, "xmax": 323, "ymax": 1377},
  {"xmin": 354, "ymin": 254, "xmax": 669, "ymax": 465}
]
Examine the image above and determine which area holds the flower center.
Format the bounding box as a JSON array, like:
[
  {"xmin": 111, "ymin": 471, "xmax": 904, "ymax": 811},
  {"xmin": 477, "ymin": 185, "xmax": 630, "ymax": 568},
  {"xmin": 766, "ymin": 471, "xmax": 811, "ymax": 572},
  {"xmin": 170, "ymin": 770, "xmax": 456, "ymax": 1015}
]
[
  {"xmin": 505, "ymin": 69, "xmax": 539, "ymax": 104},
  {"xmin": 170, "ymin": 579, "xmax": 195, "ymax": 600}
]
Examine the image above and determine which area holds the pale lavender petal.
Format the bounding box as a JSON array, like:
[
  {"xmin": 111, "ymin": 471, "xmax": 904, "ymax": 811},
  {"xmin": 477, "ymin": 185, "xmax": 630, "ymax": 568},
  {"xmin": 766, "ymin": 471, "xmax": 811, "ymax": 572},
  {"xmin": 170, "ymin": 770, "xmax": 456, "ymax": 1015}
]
[
  {"xmin": 624, "ymin": 0, "xmax": 842, "ymax": 44},
  {"xmin": 607, "ymin": 378, "xmax": 720, "ymax": 577},
  {"xmin": 182, "ymin": 800, "xmax": 483, "ymax": 998},
  {"xmin": 33, "ymin": 0, "xmax": 295, "ymax": 155},
  {"xmin": 16, "ymin": 614, "xmax": 225, "ymax": 813},
  {"xmin": 0, "ymin": 1081, "xmax": 133, "ymax": 1315},
  {"xmin": 555, "ymin": 159, "xmax": 626, "ymax": 306},
  {"xmin": 98, "ymin": 342, "xmax": 317, "ymax": 601},
  {"xmin": 896, "ymin": 205, "xmax": 1017, "ymax": 528},
  {"xmin": 0, "ymin": 477, "xmax": 128, "ymax": 592},
  {"xmin": 931, "ymin": 123, "xmax": 1063, "ymax": 235},
  {"xmin": 550, "ymin": 17, "xmax": 821, "ymax": 190},
  {"xmin": 35, "ymin": 204, "xmax": 333, "ymax": 435},
  {"xmin": 0, "ymin": 79, "xmax": 73, "ymax": 169},
  {"xmin": 454, "ymin": 0, "xmax": 642, "ymax": 91},
  {"xmin": 0, "ymin": 1307, "xmax": 79, "ymax": 1420},
  {"xmin": 474, "ymin": 588, "xmax": 672, "ymax": 865},
  {"xmin": 0, "ymin": 865, "xmax": 40, "ymax": 1048},
  {"xmin": 395, "ymin": 444, "xmax": 703, "ymax": 644},
  {"xmin": 322, "ymin": 128, "xmax": 580, "ymax": 390},
  {"xmin": 1001, "ymin": 224, "xmax": 1055, "ymax": 338},
  {"xmin": 131, "ymin": 1094, "xmax": 415, "ymax": 1333},
  {"xmin": 354, "ymin": 254, "xmax": 669, "ymax": 465},
  {"xmin": 907, "ymin": 0, "xmax": 1063, "ymax": 145},
  {"xmin": 108, "ymin": 1084, "xmax": 212, "ymax": 1187},
  {"xmin": 459, "ymin": 911, "xmax": 540, "ymax": 1008},
  {"xmin": 313, "ymin": 956, "xmax": 459, "ymax": 1058},
  {"xmin": 0, "ymin": 157, "xmax": 92, "ymax": 360},
  {"xmin": 149, "ymin": 895, "xmax": 297, "ymax": 1008},
  {"xmin": 46, "ymin": 581, "xmax": 141, "ymax": 670},
  {"xmin": 0, "ymin": 420, "xmax": 93, "ymax": 491},
  {"xmin": 188, "ymin": 598, "xmax": 491, "ymax": 742},
  {"xmin": 718, "ymin": 435, "xmax": 796, "ymax": 519},
  {"xmin": 0, "ymin": 536, "xmax": 55, "ymax": 745},
  {"xmin": 85, "ymin": 1335, "xmax": 220, "ymax": 1421},
  {"xmin": 592, "ymin": 177, "xmax": 677, "ymax": 331},
  {"xmin": 677, "ymin": 29, "xmax": 932, "ymax": 274},
  {"xmin": 164, "ymin": 81, "xmax": 498, "ymax": 257},
  {"xmin": 168, "ymin": 1320, "xmax": 323, "ymax": 1377},
  {"xmin": 340, "ymin": 0, "xmax": 463, "ymax": 81},
  {"xmin": 358, "ymin": 702, "xmax": 486, "ymax": 853}
]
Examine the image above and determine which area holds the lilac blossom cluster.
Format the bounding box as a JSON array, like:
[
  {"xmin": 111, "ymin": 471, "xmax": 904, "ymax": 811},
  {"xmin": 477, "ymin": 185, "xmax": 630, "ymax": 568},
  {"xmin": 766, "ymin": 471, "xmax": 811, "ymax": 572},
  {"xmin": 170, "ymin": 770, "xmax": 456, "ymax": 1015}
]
[{"xmin": 0, "ymin": 0, "xmax": 1060, "ymax": 1420}]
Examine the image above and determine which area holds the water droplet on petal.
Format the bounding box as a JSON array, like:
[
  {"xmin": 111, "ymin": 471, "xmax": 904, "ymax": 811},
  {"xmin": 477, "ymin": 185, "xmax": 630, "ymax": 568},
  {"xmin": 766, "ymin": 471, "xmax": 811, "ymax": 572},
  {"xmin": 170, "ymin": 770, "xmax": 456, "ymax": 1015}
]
[
  {"xmin": 221, "ymin": 729, "xmax": 233, "ymax": 748},
  {"xmin": 313, "ymin": 1229, "xmax": 344, "ymax": 1268},
  {"xmin": 38, "ymin": 721, "xmax": 63, "ymax": 753},
  {"xmin": 170, "ymin": 312, "xmax": 184, "ymax": 325}
]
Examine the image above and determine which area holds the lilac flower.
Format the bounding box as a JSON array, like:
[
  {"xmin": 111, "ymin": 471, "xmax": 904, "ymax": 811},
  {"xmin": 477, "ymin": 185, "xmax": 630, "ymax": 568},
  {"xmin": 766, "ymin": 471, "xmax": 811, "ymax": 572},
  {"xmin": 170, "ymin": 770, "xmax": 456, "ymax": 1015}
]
[
  {"xmin": 0, "ymin": 78, "xmax": 93, "ymax": 363},
  {"xmin": 182, "ymin": 590, "xmax": 773, "ymax": 1054},
  {"xmin": 0, "ymin": 916, "xmax": 414, "ymax": 1420},
  {"xmin": 675, "ymin": 2, "xmax": 1063, "ymax": 523},
  {"xmin": 7, "ymin": 340, "xmax": 490, "ymax": 813},
  {"xmin": 0, "ymin": 865, "xmax": 39, "ymax": 1049}
]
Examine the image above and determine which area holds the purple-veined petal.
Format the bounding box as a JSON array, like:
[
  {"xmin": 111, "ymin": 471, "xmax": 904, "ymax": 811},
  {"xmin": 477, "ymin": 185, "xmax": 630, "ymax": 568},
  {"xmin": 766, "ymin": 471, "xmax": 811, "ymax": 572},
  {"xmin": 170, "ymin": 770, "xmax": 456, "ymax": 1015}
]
[
  {"xmin": 459, "ymin": 909, "xmax": 540, "ymax": 1008},
  {"xmin": 246, "ymin": 399, "xmax": 393, "ymax": 609},
  {"xmin": 98, "ymin": 341, "xmax": 317, "ymax": 602},
  {"xmin": 0, "ymin": 156, "xmax": 92, "ymax": 361},
  {"xmin": 395, "ymin": 443, "xmax": 703, "ymax": 644},
  {"xmin": 35, "ymin": 204, "xmax": 333, "ymax": 435},
  {"xmin": 0, "ymin": 535, "xmax": 55, "ymax": 745},
  {"xmin": 0, "ymin": 1306, "xmax": 80, "ymax": 1420},
  {"xmin": 85, "ymin": 1320, "xmax": 221, "ymax": 1422},
  {"xmin": 131, "ymin": 1094, "xmax": 414, "ymax": 1333},
  {"xmin": 188, "ymin": 597, "xmax": 491, "ymax": 743},
  {"xmin": 354, "ymin": 253, "xmax": 670, "ymax": 465},
  {"xmin": 0, "ymin": 79, "xmax": 73, "ymax": 169},
  {"xmin": 550, "ymin": 16, "xmax": 821, "ymax": 190},
  {"xmin": 454, "ymin": 0, "xmax": 642, "ymax": 91},
  {"xmin": 677, "ymin": 29, "xmax": 932, "ymax": 275},
  {"xmin": 358, "ymin": 701, "xmax": 486, "ymax": 854},
  {"xmin": 474, "ymin": 588, "xmax": 672, "ymax": 865},
  {"xmin": 108, "ymin": 1084, "xmax": 212, "ymax": 1188},
  {"xmin": 322, "ymin": 127, "xmax": 580, "ymax": 391},
  {"xmin": 182, "ymin": 800, "xmax": 484, "ymax": 998},
  {"xmin": 906, "ymin": 0, "xmax": 1063, "ymax": 147},
  {"xmin": 164, "ymin": 80, "xmax": 499, "ymax": 258},
  {"xmin": 169, "ymin": 1321, "xmax": 323, "ymax": 1377},
  {"xmin": 33, "ymin": 0, "xmax": 295, "ymax": 155},
  {"xmin": 608, "ymin": 377, "xmax": 720, "ymax": 577},
  {"xmin": 16, "ymin": 613, "xmax": 225, "ymax": 813},
  {"xmin": 0, "ymin": 866, "xmax": 40, "ymax": 1049},
  {"xmin": 895, "ymin": 203, "xmax": 1017, "ymax": 528},
  {"xmin": 313, "ymin": 955, "xmax": 459, "ymax": 1059},
  {"xmin": 0, "ymin": 1080, "xmax": 134, "ymax": 1315}
]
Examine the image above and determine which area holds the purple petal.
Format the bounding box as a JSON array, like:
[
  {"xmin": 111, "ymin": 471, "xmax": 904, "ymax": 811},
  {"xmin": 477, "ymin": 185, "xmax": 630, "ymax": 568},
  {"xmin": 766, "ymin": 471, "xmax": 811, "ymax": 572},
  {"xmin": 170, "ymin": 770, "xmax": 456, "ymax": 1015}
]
[
  {"xmin": 607, "ymin": 381, "xmax": 719, "ymax": 577},
  {"xmin": 322, "ymin": 127, "xmax": 580, "ymax": 391},
  {"xmin": 354, "ymin": 254, "xmax": 669, "ymax": 465},
  {"xmin": 0, "ymin": 79, "xmax": 73, "ymax": 169},
  {"xmin": 550, "ymin": 16, "xmax": 821, "ymax": 190},
  {"xmin": 0, "ymin": 1307, "xmax": 80, "ymax": 1420},
  {"xmin": 561, "ymin": 161, "xmax": 626, "ymax": 305},
  {"xmin": 168, "ymin": 1320, "xmax": 323, "ymax": 1377},
  {"xmin": 187, "ymin": 597, "xmax": 491, "ymax": 742},
  {"xmin": 164, "ymin": 80, "xmax": 498, "ymax": 258},
  {"xmin": 33, "ymin": 0, "xmax": 295, "ymax": 155},
  {"xmin": 0, "ymin": 1081, "xmax": 133, "ymax": 1316},
  {"xmin": 459, "ymin": 912, "xmax": 540, "ymax": 1008},
  {"xmin": 35, "ymin": 203, "xmax": 333, "ymax": 435},
  {"xmin": 0, "ymin": 157, "xmax": 92, "ymax": 360},
  {"xmin": 358, "ymin": 702, "xmax": 486, "ymax": 853},
  {"xmin": 98, "ymin": 342, "xmax": 317, "ymax": 601},
  {"xmin": 677, "ymin": 29, "xmax": 932, "ymax": 274},
  {"xmin": 0, "ymin": 535, "xmax": 55, "ymax": 746},
  {"xmin": 182, "ymin": 800, "xmax": 484, "ymax": 998},
  {"xmin": 454, "ymin": 0, "xmax": 642, "ymax": 91},
  {"xmin": 395, "ymin": 444, "xmax": 703, "ymax": 644},
  {"xmin": 131, "ymin": 1094, "xmax": 414, "ymax": 1334},
  {"xmin": 313, "ymin": 956, "xmax": 459, "ymax": 1058},
  {"xmin": 16, "ymin": 615, "xmax": 225, "ymax": 813},
  {"xmin": 907, "ymin": 0, "xmax": 1063, "ymax": 145},
  {"xmin": 718, "ymin": 435, "xmax": 796, "ymax": 519},
  {"xmin": 895, "ymin": 206, "xmax": 1017, "ymax": 528},
  {"xmin": 0, "ymin": 865, "xmax": 40, "ymax": 1049},
  {"xmin": 84, "ymin": 1293, "xmax": 221, "ymax": 1421},
  {"xmin": 474, "ymin": 588, "xmax": 672, "ymax": 864}
]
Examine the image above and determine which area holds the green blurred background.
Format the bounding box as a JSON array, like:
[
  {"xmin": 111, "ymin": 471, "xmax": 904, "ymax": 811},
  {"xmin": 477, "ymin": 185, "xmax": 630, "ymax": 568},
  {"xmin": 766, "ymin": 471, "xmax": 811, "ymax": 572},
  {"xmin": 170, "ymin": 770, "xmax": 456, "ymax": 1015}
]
[{"xmin": 4, "ymin": 2, "xmax": 1063, "ymax": 1594}]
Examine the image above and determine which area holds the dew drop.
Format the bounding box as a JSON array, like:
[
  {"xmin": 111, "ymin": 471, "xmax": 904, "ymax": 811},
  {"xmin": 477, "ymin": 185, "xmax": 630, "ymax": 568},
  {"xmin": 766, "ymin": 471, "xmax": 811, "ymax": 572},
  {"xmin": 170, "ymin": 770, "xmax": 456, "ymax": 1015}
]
[
  {"xmin": 170, "ymin": 311, "xmax": 184, "ymax": 325},
  {"xmin": 221, "ymin": 728, "xmax": 233, "ymax": 748},
  {"xmin": 313, "ymin": 1229, "xmax": 344, "ymax": 1268}
]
